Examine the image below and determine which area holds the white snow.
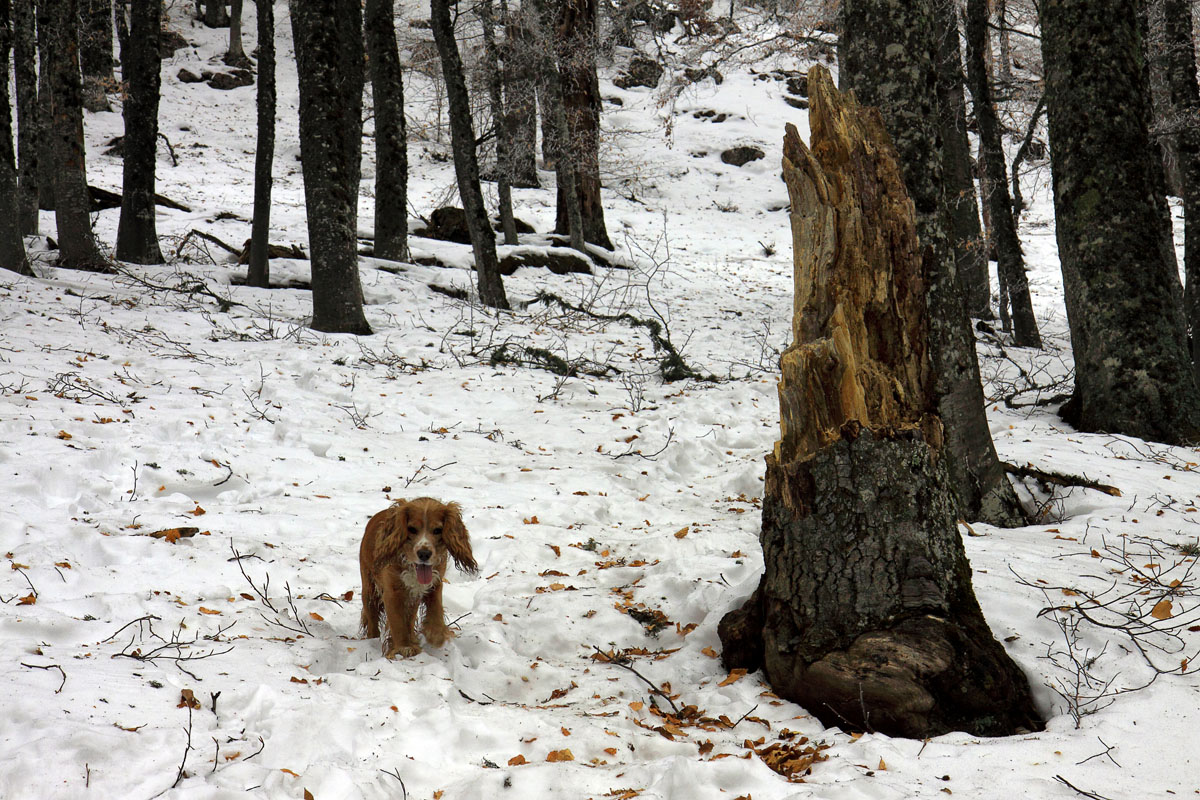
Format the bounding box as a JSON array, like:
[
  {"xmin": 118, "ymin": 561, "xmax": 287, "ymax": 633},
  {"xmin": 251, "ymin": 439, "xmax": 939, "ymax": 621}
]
[{"xmin": 2, "ymin": 4, "xmax": 1199, "ymax": 799}]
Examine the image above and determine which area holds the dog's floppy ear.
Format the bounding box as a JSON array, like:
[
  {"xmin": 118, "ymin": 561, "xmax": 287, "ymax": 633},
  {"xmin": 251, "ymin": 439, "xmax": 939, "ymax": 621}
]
[
  {"xmin": 374, "ymin": 501, "xmax": 410, "ymax": 562},
  {"xmin": 443, "ymin": 502, "xmax": 477, "ymax": 574}
]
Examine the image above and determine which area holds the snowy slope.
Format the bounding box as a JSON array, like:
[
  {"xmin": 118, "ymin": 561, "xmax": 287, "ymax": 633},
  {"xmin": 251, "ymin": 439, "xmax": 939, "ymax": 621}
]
[{"xmin": 2, "ymin": 4, "xmax": 1199, "ymax": 799}]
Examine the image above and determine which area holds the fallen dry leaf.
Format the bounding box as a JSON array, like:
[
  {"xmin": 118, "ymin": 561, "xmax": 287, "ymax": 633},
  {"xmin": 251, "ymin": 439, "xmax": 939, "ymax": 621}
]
[
  {"xmin": 1152, "ymin": 599, "xmax": 1174, "ymax": 620},
  {"xmin": 546, "ymin": 749, "xmax": 574, "ymax": 762},
  {"xmin": 719, "ymin": 668, "xmax": 748, "ymax": 687},
  {"xmin": 508, "ymin": 754, "xmax": 527, "ymax": 766}
]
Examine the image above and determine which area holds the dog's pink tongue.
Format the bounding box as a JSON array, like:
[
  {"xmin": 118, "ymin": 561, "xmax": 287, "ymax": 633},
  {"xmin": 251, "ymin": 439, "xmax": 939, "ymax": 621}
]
[{"xmin": 416, "ymin": 564, "xmax": 434, "ymax": 585}]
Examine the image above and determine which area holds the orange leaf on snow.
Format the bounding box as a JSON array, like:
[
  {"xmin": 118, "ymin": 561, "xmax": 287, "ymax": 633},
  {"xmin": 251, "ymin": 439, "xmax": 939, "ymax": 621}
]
[
  {"xmin": 674, "ymin": 527, "xmax": 690, "ymax": 539},
  {"xmin": 198, "ymin": 607, "xmax": 222, "ymax": 615},
  {"xmin": 1152, "ymin": 599, "xmax": 1174, "ymax": 620},
  {"xmin": 508, "ymin": 755, "xmax": 528, "ymax": 766},
  {"xmin": 524, "ymin": 516, "xmax": 540, "ymax": 525},
  {"xmin": 701, "ymin": 646, "xmax": 720, "ymax": 659},
  {"xmin": 604, "ymin": 747, "xmax": 619, "ymax": 756},
  {"xmin": 178, "ymin": 689, "xmax": 201, "ymax": 709},
  {"xmin": 548, "ymin": 544, "xmax": 561, "ymax": 557},
  {"xmin": 190, "ymin": 505, "xmax": 206, "ymax": 517},
  {"xmin": 304, "ymin": 790, "xmax": 315, "ymax": 800},
  {"xmin": 56, "ymin": 430, "xmax": 72, "ymax": 440},
  {"xmin": 55, "ymin": 561, "xmax": 72, "ymax": 569},
  {"xmin": 17, "ymin": 594, "xmax": 36, "ymax": 605},
  {"xmin": 309, "ymin": 612, "xmax": 324, "ymax": 622},
  {"xmin": 280, "ymin": 768, "xmax": 300, "ymax": 778},
  {"xmin": 629, "ymin": 701, "xmax": 644, "ymax": 711},
  {"xmin": 546, "ymin": 749, "xmax": 574, "ymax": 762},
  {"xmin": 878, "ymin": 758, "xmax": 887, "ymax": 770},
  {"xmin": 342, "ymin": 590, "xmax": 354, "ymax": 601},
  {"xmin": 561, "ymin": 727, "xmax": 571, "ymax": 736},
  {"xmin": 719, "ymin": 669, "xmax": 748, "ymax": 687}
]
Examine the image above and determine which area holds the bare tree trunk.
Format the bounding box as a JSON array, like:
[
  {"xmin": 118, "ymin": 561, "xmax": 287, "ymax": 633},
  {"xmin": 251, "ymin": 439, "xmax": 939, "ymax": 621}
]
[
  {"xmin": 363, "ymin": 0, "xmax": 409, "ymax": 262},
  {"xmin": 247, "ymin": 0, "xmax": 274, "ymax": 287},
  {"xmin": 531, "ymin": 0, "xmax": 584, "ymax": 252},
  {"xmin": 225, "ymin": 0, "xmax": 246, "ymax": 64},
  {"xmin": 553, "ymin": 0, "xmax": 611, "ymax": 249},
  {"xmin": 935, "ymin": 0, "xmax": 991, "ymax": 319},
  {"xmin": 13, "ymin": 0, "xmax": 37, "ymax": 234},
  {"xmin": 430, "ymin": 0, "xmax": 509, "ymax": 309},
  {"xmin": 36, "ymin": 37, "xmax": 54, "ymax": 211},
  {"xmin": 1161, "ymin": 0, "xmax": 1200, "ymax": 383},
  {"xmin": 115, "ymin": 0, "xmax": 163, "ymax": 264},
  {"xmin": 0, "ymin": 0, "xmax": 31, "ymax": 275},
  {"xmin": 202, "ymin": 0, "xmax": 228, "ymax": 27},
  {"xmin": 719, "ymin": 68, "xmax": 1041, "ymax": 739},
  {"xmin": 291, "ymin": 0, "xmax": 372, "ymax": 333},
  {"xmin": 480, "ymin": 0, "xmax": 517, "ymax": 246},
  {"xmin": 1042, "ymin": 0, "xmax": 1200, "ymax": 443},
  {"xmin": 43, "ymin": 0, "xmax": 108, "ymax": 270},
  {"xmin": 501, "ymin": 1, "xmax": 539, "ymax": 188},
  {"xmin": 840, "ymin": 0, "xmax": 1024, "ymax": 526},
  {"xmin": 78, "ymin": 0, "xmax": 112, "ymax": 111},
  {"xmin": 964, "ymin": 0, "xmax": 1040, "ymax": 347}
]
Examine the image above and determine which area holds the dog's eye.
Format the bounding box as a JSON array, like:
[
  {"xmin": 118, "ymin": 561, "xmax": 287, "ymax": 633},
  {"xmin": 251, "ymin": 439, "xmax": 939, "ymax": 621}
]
[
  {"xmin": 407, "ymin": 525, "xmax": 418, "ymax": 535},
  {"xmin": 433, "ymin": 527, "xmax": 443, "ymax": 536}
]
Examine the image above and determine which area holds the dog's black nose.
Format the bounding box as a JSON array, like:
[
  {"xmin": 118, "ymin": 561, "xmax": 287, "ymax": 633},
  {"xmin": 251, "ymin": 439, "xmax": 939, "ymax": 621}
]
[{"xmin": 417, "ymin": 548, "xmax": 433, "ymax": 563}]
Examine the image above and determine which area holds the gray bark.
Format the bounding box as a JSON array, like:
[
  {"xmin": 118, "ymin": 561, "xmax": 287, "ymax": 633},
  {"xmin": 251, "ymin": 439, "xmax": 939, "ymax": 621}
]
[
  {"xmin": 1160, "ymin": 0, "xmax": 1200, "ymax": 383},
  {"xmin": 839, "ymin": 0, "xmax": 1024, "ymax": 525},
  {"xmin": 552, "ymin": 0, "xmax": 611, "ymax": 249},
  {"xmin": 291, "ymin": 0, "xmax": 372, "ymax": 333},
  {"xmin": 935, "ymin": 1, "xmax": 990, "ymax": 319},
  {"xmin": 13, "ymin": 0, "xmax": 37, "ymax": 234},
  {"xmin": 79, "ymin": 0, "xmax": 113, "ymax": 111},
  {"xmin": 430, "ymin": 0, "xmax": 509, "ymax": 309},
  {"xmin": 500, "ymin": 3, "xmax": 539, "ymax": 188},
  {"xmin": 1042, "ymin": 0, "xmax": 1200, "ymax": 443},
  {"xmin": 225, "ymin": 0, "xmax": 245, "ymax": 64},
  {"xmin": 530, "ymin": 0, "xmax": 584, "ymax": 252},
  {"xmin": 480, "ymin": 0, "xmax": 517, "ymax": 246},
  {"xmin": 0, "ymin": 0, "xmax": 31, "ymax": 275},
  {"xmin": 247, "ymin": 0, "xmax": 275, "ymax": 287},
  {"xmin": 115, "ymin": 0, "xmax": 163, "ymax": 265},
  {"xmin": 43, "ymin": 0, "xmax": 108, "ymax": 270},
  {"xmin": 363, "ymin": 0, "xmax": 409, "ymax": 262},
  {"xmin": 964, "ymin": 0, "xmax": 1040, "ymax": 348}
]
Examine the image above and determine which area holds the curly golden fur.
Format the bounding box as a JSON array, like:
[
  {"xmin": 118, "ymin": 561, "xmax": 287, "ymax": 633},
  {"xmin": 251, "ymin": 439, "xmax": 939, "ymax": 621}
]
[{"xmin": 359, "ymin": 498, "xmax": 476, "ymax": 658}]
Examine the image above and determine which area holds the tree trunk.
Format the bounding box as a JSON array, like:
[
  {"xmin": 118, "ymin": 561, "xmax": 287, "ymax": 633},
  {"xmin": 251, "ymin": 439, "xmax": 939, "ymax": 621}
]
[
  {"xmin": 1042, "ymin": 0, "xmax": 1200, "ymax": 443},
  {"xmin": 363, "ymin": 0, "xmax": 409, "ymax": 262},
  {"xmin": 531, "ymin": 0, "xmax": 584, "ymax": 252},
  {"xmin": 1161, "ymin": 0, "xmax": 1200, "ymax": 383},
  {"xmin": 501, "ymin": 3, "xmax": 539, "ymax": 188},
  {"xmin": 291, "ymin": 0, "xmax": 372, "ymax": 334},
  {"xmin": 935, "ymin": 0, "xmax": 991, "ymax": 319},
  {"xmin": 430, "ymin": 0, "xmax": 509, "ymax": 309},
  {"xmin": 0, "ymin": 0, "xmax": 31, "ymax": 275},
  {"xmin": 115, "ymin": 0, "xmax": 163, "ymax": 265},
  {"xmin": 202, "ymin": 0, "xmax": 228, "ymax": 27},
  {"xmin": 553, "ymin": 0, "xmax": 611, "ymax": 249},
  {"xmin": 964, "ymin": 0, "xmax": 1040, "ymax": 348},
  {"xmin": 480, "ymin": 0, "xmax": 517, "ymax": 246},
  {"xmin": 718, "ymin": 67, "xmax": 1041, "ymax": 739},
  {"xmin": 78, "ymin": 0, "xmax": 113, "ymax": 111},
  {"xmin": 840, "ymin": 0, "xmax": 1024, "ymax": 526},
  {"xmin": 43, "ymin": 0, "xmax": 108, "ymax": 270},
  {"xmin": 13, "ymin": 0, "xmax": 37, "ymax": 235},
  {"xmin": 225, "ymin": 0, "xmax": 246, "ymax": 64},
  {"xmin": 247, "ymin": 0, "xmax": 275, "ymax": 288},
  {"xmin": 37, "ymin": 37, "xmax": 54, "ymax": 211}
]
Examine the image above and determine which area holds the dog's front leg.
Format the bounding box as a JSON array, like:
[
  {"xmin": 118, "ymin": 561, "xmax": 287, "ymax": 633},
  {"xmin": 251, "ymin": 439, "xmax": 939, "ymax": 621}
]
[
  {"xmin": 380, "ymin": 569, "xmax": 422, "ymax": 658},
  {"xmin": 421, "ymin": 583, "xmax": 453, "ymax": 648}
]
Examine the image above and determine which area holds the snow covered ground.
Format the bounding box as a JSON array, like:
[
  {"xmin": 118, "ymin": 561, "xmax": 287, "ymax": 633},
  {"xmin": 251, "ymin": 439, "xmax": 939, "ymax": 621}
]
[{"xmin": 2, "ymin": 4, "xmax": 1199, "ymax": 798}]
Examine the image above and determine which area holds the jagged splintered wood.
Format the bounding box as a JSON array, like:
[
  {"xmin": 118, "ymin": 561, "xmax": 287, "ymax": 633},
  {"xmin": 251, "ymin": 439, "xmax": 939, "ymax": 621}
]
[{"xmin": 719, "ymin": 66, "xmax": 1040, "ymax": 739}]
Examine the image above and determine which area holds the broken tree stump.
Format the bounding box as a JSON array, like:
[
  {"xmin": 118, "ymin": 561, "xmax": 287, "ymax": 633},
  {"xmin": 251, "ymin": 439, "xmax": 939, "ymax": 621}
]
[{"xmin": 718, "ymin": 66, "xmax": 1041, "ymax": 738}]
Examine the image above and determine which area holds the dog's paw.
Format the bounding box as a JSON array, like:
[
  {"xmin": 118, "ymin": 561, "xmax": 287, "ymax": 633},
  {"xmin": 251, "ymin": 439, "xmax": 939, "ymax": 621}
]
[
  {"xmin": 385, "ymin": 643, "xmax": 422, "ymax": 659},
  {"xmin": 423, "ymin": 623, "xmax": 455, "ymax": 648}
]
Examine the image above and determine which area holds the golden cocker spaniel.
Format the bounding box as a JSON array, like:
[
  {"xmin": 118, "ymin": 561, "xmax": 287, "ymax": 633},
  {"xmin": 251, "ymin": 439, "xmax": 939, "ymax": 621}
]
[{"xmin": 359, "ymin": 498, "xmax": 477, "ymax": 658}]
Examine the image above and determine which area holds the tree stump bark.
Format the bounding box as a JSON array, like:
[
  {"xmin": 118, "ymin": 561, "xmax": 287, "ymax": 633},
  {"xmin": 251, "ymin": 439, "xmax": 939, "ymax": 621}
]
[{"xmin": 718, "ymin": 66, "xmax": 1041, "ymax": 739}]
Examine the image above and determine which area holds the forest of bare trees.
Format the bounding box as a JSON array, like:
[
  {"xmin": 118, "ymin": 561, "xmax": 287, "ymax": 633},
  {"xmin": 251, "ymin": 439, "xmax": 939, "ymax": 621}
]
[{"xmin": 6, "ymin": 0, "xmax": 1200, "ymax": 743}]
